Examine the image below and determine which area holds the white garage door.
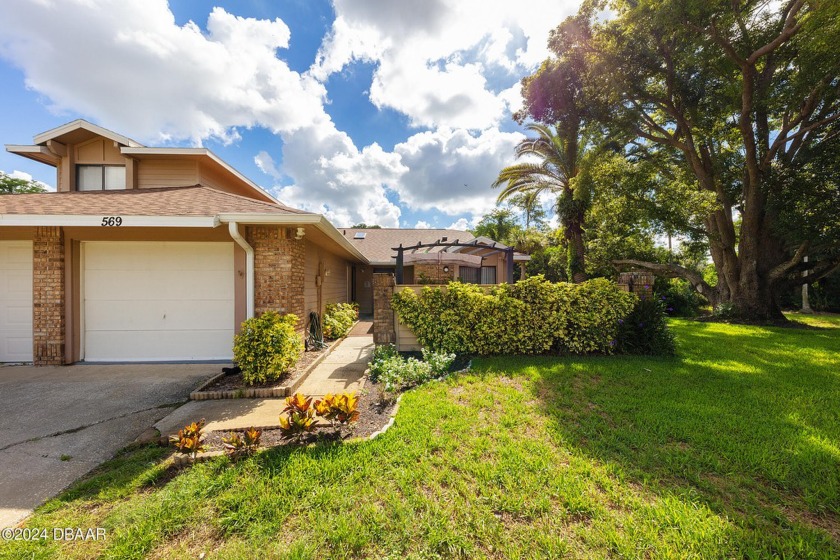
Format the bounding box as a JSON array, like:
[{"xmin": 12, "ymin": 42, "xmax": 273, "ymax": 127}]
[
  {"xmin": 0, "ymin": 241, "xmax": 33, "ymax": 362},
  {"xmin": 83, "ymin": 242, "xmax": 234, "ymax": 361}
]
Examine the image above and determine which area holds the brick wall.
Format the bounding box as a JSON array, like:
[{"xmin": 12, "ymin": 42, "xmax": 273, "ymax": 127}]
[
  {"xmin": 32, "ymin": 226, "xmax": 65, "ymax": 365},
  {"xmin": 247, "ymin": 226, "xmax": 306, "ymax": 331},
  {"xmin": 373, "ymin": 273, "xmax": 396, "ymax": 345},
  {"xmin": 414, "ymin": 262, "xmax": 454, "ymax": 284},
  {"xmin": 618, "ymin": 272, "xmax": 655, "ymax": 299}
]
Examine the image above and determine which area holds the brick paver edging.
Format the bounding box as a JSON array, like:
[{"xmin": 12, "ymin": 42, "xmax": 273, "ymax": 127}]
[{"xmin": 189, "ymin": 324, "xmax": 357, "ymax": 400}]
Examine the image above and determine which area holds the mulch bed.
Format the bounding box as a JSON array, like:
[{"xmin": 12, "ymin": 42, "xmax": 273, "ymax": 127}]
[
  {"xmin": 201, "ymin": 340, "xmax": 335, "ymax": 392},
  {"xmin": 201, "ymin": 380, "xmax": 397, "ymax": 452}
]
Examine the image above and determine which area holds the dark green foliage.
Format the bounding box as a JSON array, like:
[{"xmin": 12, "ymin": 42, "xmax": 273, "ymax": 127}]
[
  {"xmin": 655, "ymin": 278, "xmax": 704, "ymax": 317},
  {"xmin": 392, "ymin": 276, "xmax": 638, "ymax": 356},
  {"xmin": 615, "ymin": 297, "xmax": 676, "ymax": 356}
]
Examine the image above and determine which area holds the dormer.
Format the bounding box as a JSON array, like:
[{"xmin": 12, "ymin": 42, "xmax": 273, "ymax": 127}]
[
  {"xmin": 6, "ymin": 119, "xmax": 142, "ymax": 192},
  {"xmin": 5, "ymin": 119, "xmax": 276, "ymax": 203}
]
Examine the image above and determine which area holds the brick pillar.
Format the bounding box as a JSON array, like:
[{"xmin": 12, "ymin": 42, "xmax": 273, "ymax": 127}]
[
  {"xmin": 247, "ymin": 226, "xmax": 306, "ymax": 332},
  {"xmin": 617, "ymin": 272, "xmax": 655, "ymax": 299},
  {"xmin": 32, "ymin": 226, "xmax": 65, "ymax": 365},
  {"xmin": 373, "ymin": 273, "xmax": 396, "ymax": 345}
]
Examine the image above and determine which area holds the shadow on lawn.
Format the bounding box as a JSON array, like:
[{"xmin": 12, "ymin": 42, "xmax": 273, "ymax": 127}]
[{"xmin": 497, "ymin": 322, "xmax": 840, "ymax": 554}]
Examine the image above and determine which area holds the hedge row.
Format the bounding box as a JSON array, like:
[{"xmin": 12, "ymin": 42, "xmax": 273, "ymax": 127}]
[{"xmin": 391, "ymin": 276, "xmax": 638, "ymax": 356}]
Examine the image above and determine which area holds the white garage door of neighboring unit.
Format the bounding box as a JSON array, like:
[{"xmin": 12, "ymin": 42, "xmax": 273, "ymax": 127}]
[
  {"xmin": 83, "ymin": 242, "xmax": 234, "ymax": 362},
  {"xmin": 0, "ymin": 241, "xmax": 33, "ymax": 362}
]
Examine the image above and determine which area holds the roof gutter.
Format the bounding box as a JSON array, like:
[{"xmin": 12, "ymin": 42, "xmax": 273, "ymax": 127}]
[
  {"xmin": 228, "ymin": 221, "xmax": 254, "ymax": 320},
  {"xmin": 0, "ymin": 214, "xmax": 220, "ymax": 227},
  {"xmin": 217, "ymin": 213, "xmax": 369, "ymax": 263}
]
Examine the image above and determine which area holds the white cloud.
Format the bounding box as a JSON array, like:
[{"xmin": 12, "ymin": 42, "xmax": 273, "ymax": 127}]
[
  {"xmin": 0, "ymin": 1, "xmax": 327, "ymax": 144},
  {"xmin": 414, "ymin": 220, "xmax": 432, "ymax": 229},
  {"xmin": 272, "ymin": 122, "xmax": 406, "ymax": 227},
  {"xmin": 447, "ymin": 218, "xmax": 471, "ymax": 231},
  {"xmin": 254, "ymin": 151, "xmax": 282, "ymax": 179},
  {"xmin": 393, "ymin": 127, "xmax": 523, "ymax": 216},
  {"xmin": 314, "ymin": 0, "xmax": 582, "ymax": 129}
]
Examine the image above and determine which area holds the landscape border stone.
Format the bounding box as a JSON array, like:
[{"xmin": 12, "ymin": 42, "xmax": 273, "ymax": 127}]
[{"xmin": 188, "ymin": 326, "xmax": 355, "ymax": 400}]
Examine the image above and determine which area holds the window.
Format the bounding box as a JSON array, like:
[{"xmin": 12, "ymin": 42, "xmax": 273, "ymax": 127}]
[
  {"xmin": 480, "ymin": 266, "xmax": 497, "ymax": 284},
  {"xmin": 354, "ymin": 232, "xmax": 367, "ymax": 239},
  {"xmin": 77, "ymin": 165, "xmax": 125, "ymax": 191},
  {"xmin": 459, "ymin": 266, "xmax": 480, "ymax": 284}
]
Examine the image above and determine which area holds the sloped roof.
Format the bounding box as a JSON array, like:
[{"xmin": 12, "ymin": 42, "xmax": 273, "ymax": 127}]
[
  {"xmin": 341, "ymin": 228, "xmax": 473, "ymax": 264},
  {"xmin": 0, "ymin": 185, "xmax": 309, "ymax": 216},
  {"xmin": 338, "ymin": 227, "xmax": 534, "ymax": 265}
]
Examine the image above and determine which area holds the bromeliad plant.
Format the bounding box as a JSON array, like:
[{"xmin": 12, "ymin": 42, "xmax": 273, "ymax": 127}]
[
  {"xmin": 222, "ymin": 427, "xmax": 262, "ymax": 457},
  {"xmin": 314, "ymin": 392, "xmax": 360, "ymax": 434},
  {"xmin": 169, "ymin": 419, "xmax": 207, "ymax": 460},
  {"xmin": 278, "ymin": 393, "xmax": 317, "ymax": 443}
]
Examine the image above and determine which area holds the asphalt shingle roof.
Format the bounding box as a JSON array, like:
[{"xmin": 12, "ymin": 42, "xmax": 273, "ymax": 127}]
[
  {"xmin": 0, "ymin": 185, "xmax": 309, "ymax": 216},
  {"xmin": 341, "ymin": 228, "xmax": 479, "ymax": 264}
]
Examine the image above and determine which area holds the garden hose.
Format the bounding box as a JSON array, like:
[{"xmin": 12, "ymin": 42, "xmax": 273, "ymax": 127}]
[{"xmin": 308, "ymin": 311, "xmax": 327, "ymax": 349}]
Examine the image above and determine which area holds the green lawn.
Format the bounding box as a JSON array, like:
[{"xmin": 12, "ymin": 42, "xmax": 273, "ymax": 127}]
[{"xmin": 3, "ymin": 315, "xmax": 839, "ymax": 559}]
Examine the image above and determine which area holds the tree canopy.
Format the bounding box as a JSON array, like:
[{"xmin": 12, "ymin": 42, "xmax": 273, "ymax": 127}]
[
  {"xmin": 0, "ymin": 171, "xmax": 47, "ymax": 194},
  {"xmin": 520, "ymin": 0, "xmax": 840, "ymax": 319}
]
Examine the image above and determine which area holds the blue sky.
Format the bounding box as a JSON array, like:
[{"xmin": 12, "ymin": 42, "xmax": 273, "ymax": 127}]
[{"xmin": 0, "ymin": 0, "xmax": 580, "ymax": 229}]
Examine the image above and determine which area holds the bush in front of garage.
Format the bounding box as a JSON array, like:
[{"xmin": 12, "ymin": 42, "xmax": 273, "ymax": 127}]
[{"xmin": 234, "ymin": 311, "xmax": 304, "ymax": 385}]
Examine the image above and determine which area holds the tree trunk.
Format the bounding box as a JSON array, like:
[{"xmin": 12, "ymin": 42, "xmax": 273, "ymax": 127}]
[{"xmin": 567, "ymin": 213, "xmax": 587, "ymax": 283}]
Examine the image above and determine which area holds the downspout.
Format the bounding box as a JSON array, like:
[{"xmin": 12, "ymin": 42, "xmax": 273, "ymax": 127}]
[{"xmin": 228, "ymin": 221, "xmax": 254, "ymax": 319}]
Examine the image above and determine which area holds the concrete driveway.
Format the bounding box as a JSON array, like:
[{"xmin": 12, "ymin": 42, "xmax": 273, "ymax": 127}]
[{"xmin": 0, "ymin": 363, "xmax": 219, "ymax": 529}]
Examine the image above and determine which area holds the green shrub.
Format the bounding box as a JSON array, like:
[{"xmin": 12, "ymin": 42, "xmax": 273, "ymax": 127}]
[
  {"xmin": 322, "ymin": 302, "xmax": 356, "ymax": 339},
  {"xmin": 369, "ymin": 344, "xmax": 399, "ymax": 383},
  {"xmin": 368, "ymin": 346, "xmax": 455, "ymax": 401},
  {"xmin": 422, "ymin": 348, "xmax": 456, "ymax": 377},
  {"xmin": 233, "ymin": 311, "xmax": 303, "ymax": 385},
  {"xmin": 391, "ymin": 276, "xmax": 637, "ymax": 356},
  {"xmin": 655, "ymin": 278, "xmax": 703, "ymax": 317},
  {"xmin": 615, "ymin": 296, "xmax": 676, "ymax": 355}
]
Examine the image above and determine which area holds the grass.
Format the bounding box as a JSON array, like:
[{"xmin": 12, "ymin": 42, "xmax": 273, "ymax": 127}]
[{"xmin": 2, "ymin": 314, "xmax": 839, "ymax": 559}]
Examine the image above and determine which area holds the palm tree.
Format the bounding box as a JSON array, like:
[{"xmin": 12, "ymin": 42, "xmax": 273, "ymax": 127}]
[{"xmin": 492, "ymin": 123, "xmax": 590, "ymax": 283}]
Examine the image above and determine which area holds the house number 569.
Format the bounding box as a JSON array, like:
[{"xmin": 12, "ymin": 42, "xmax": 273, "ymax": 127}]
[{"xmin": 101, "ymin": 216, "xmax": 123, "ymax": 226}]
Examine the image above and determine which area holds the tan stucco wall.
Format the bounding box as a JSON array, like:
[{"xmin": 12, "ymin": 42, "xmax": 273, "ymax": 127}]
[
  {"xmin": 75, "ymin": 137, "xmax": 123, "ymax": 164},
  {"xmin": 137, "ymin": 159, "xmax": 199, "ymax": 188},
  {"xmin": 303, "ymin": 239, "xmax": 350, "ymax": 321}
]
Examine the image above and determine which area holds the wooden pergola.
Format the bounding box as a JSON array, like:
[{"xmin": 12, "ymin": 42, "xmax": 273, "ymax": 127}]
[{"xmin": 392, "ymin": 239, "xmax": 515, "ymax": 285}]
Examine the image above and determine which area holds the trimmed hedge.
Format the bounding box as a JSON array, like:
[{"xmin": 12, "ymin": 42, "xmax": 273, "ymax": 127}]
[
  {"xmin": 322, "ymin": 302, "xmax": 356, "ymax": 339},
  {"xmin": 233, "ymin": 311, "xmax": 304, "ymax": 385},
  {"xmin": 391, "ymin": 276, "xmax": 638, "ymax": 356}
]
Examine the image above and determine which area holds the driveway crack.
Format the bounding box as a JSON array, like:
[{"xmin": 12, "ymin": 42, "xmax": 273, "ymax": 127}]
[{"xmin": 0, "ymin": 401, "xmax": 183, "ymax": 452}]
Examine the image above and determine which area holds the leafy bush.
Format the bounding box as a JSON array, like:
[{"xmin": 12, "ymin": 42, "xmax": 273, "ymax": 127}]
[
  {"xmin": 169, "ymin": 419, "xmax": 207, "ymax": 460},
  {"xmin": 391, "ymin": 276, "xmax": 637, "ymax": 356},
  {"xmin": 369, "ymin": 344, "xmax": 399, "ymax": 383},
  {"xmin": 234, "ymin": 311, "xmax": 303, "ymax": 385},
  {"xmin": 278, "ymin": 393, "xmax": 317, "ymax": 443},
  {"xmin": 222, "ymin": 427, "xmax": 262, "ymax": 457},
  {"xmin": 314, "ymin": 392, "xmax": 360, "ymax": 432},
  {"xmin": 655, "ymin": 278, "xmax": 704, "ymax": 317},
  {"xmin": 713, "ymin": 302, "xmax": 737, "ymax": 318},
  {"xmin": 422, "ymin": 348, "xmax": 456, "ymax": 377},
  {"xmin": 322, "ymin": 302, "xmax": 356, "ymax": 339},
  {"xmin": 615, "ymin": 297, "xmax": 676, "ymax": 355},
  {"xmin": 369, "ymin": 347, "xmax": 456, "ymax": 401}
]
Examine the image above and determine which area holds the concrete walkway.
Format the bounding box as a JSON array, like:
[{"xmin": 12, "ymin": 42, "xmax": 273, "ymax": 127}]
[{"xmin": 155, "ymin": 327, "xmax": 374, "ymax": 436}]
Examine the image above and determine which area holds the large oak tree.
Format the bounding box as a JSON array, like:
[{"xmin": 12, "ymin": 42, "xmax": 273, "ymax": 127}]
[{"xmin": 526, "ymin": 0, "xmax": 840, "ymax": 320}]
